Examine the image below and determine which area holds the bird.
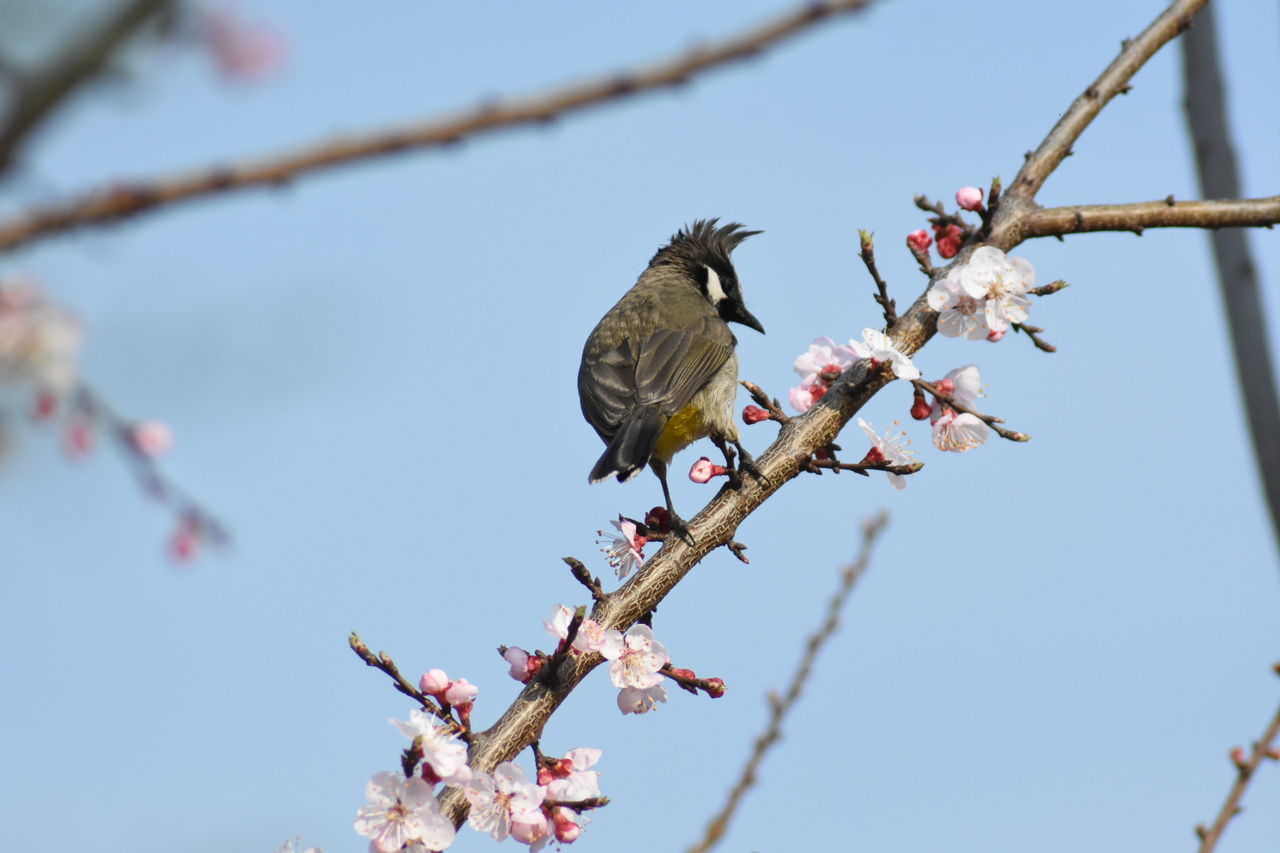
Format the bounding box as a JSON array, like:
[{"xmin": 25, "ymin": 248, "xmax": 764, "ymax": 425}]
[{"xmin": 578, "ymin": 219, "xmax": 766, "ymax": 542}]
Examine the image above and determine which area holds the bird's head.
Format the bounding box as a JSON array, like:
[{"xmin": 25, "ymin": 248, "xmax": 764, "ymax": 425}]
[{"xmin": 650, "ymin": 218, "xmax": 765, "ymax": 334}]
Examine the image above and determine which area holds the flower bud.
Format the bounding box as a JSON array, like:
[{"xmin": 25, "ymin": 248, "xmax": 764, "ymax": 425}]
[
  {"xmin": 909, "ymin": 394, "xmax": 932, "ymax": 421},
  {"xmin": 986, "ymin": 328, "xmax": 1006, "ymax": 342},
  {"xmin": 688, "ymin": 457, "xmax": 728, "ymax": 484},
  {"xmin": 444, "ymin": 677, "xmax": 478, "ymax": 706},
  {"xmin": 704, "ymin": 677, "xmax": 726, "ymax": 698},
  {"xmin": 552, "ymin": 807, "xmax": 582, "ymax": 843},
  {"xmin": 130, "ymin": 420, "xmax": 174, "ymax": 457},
  {"xmin": 906, "ymin": 229, "xmax": 933, "ymax": 252},
  {"xmin": 861, "ymin": 446, "xmax": 886, "ymax": 465},
  {"xmin": 955, "ymin": 186, "xmax": 984, "ymax": 211},
  {"xmin": 742, "ymin": 405, "xmax": 770, "ymax": 425},
  {"xmin": 419, "ymin": 668, "xmax": 449, "ymax": 695}
]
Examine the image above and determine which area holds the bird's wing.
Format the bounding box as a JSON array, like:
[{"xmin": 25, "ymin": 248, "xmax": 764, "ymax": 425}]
[{"xmin": 579, "ymin": 315, "xmax": 732, "ymax": 437}]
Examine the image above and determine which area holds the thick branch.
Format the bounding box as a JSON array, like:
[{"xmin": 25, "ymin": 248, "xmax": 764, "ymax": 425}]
[
  {"xmin": 0, "ymin": 0, "xmax": 173, "ymax": 175},
  {"xmin": 688, "ymin": 512, "xmax": 889, "ymax": 853},
  {"xmin": 1005, "ymin": 0, "xmax": 1207, "ymax": 204},
  {"xmin": 0, "ymin": 0, "xmax": 872, "ymax": 254},
  {"xmin": 1023, "ymin": 196, "xmax": 1280, "ymax": 238},
  {"xmin": 1180, "ymin": 4, "xmax": 1280, "ymax": 563}
]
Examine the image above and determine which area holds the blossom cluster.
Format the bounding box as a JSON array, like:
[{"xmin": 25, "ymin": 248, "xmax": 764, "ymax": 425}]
[
  {"xmin": 542, "ymin": 605, "xmax": 671, "ymax": 714},
  {"xmin": 788, "ymin": 328, "xmax": 919, "ymax": 414},
  {"xmin": 355, "ymin": 663, "xmax": 607, "ymax": 852},
  {"xmin": 927, "ymin": 246, "xmax": 1035, "ymax": 342}
]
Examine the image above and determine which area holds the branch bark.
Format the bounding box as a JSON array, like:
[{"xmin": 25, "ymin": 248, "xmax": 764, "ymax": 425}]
[
  {"xmin": 0, "ymin": 0, "xmax": 872, "ymax": 255},
  {"xmin": 1180, "ymin": 3, "xmax": 1280, "ymax": 563},
  {"xmin": 1024, "ymin": 196, "xmax": 1280, "ymax": 237}
]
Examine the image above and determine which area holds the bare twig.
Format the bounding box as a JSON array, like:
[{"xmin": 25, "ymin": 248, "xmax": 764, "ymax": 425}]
[
  {"xmin": 740, "ymin": 381, "xmax": 790, "ymax": 425},
  {"xmin": 0, "ymin": 0, "xmax": 174, "ymax": 175},
  {"xmin": 858, "ymin": 230, "xmax": 897, "ymax": 327},
  {"xmin": 563, "ymin": 557, "xmax": 606, "ymax": 602},
  {"xmin": 1194, "ymin": 666, "xmax": 1280, "ymax": 853},
  {"xmin": 1180, "ymin": 4, "xmax": 1280, "ymax": 564},
  {"xmin": 1010, "ymin": 322, "xmax": 1057, "ymax": 353},
  {"xmin": 347, "ymin": 632, "xmax": 455, "ymax": 730},
  {"xmin": 687, "ymin": 512, "xmax": 889, "ymax": 853},
  {"xmin": 804, "ymin": 456, "xmax": 923, "ymax": 477},
  {"xmin": 0, "ymin": 0, "xmax": 873, "ymax": 254}
]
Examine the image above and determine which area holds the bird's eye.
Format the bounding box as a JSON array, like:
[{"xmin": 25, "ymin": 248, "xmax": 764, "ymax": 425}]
[{"xmin": 703, "ymin": 264, "xmax": 727, "ymax": 305}]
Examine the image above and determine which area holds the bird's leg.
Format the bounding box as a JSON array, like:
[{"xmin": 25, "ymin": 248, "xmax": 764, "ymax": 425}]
[
  {"xmin": 733, "ymin": 439, "xmax": 770, "ymax": 487},
  {"xmin": 650, "ymin": 460, "xmax": 694, "ymax": 545}
]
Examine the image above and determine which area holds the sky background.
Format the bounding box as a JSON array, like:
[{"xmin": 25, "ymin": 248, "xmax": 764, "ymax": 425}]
[{"xmin": 2, "ymin": 1, "xmax": 1279, "ymax": 851}]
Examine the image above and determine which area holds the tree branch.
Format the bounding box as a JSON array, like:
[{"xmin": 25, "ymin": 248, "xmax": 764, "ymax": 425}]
[
  {"xmin": 1180, "ymin": 4, "xmax": 1280, "ymax": 563},
  {"xmin": 1022, "ymin": 196, "xmax": 1280, "ymax": 238},
  {"xmin": 0, "ymin": 0, "xmax": 174, "ymax": 176},
  {"xmin": 429, "ymin": 0, "xmax": 1278, "ymax": 827},
  {"xmin": 0, "ymin": 0, "xmax": 873, "ymax": 255},
  {"xmin": 687, "ymin": 511, "xmax": 889, "ymax": 853},
  {"xmin": 1005, "ymin": 0, "xmax": 1206, "ymax": 202}
]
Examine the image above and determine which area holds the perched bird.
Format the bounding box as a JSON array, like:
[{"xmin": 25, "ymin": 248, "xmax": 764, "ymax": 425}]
[{"xmin": 578, "ymin": 219, "xmax": 766, "ymax": 541}]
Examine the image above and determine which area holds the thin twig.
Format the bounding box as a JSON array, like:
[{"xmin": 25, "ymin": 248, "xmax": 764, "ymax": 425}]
[
  {"xmin": 1010, "ymin": 322, "xmax": 1057, "ymax": 353},
  {"xmin": 687, "ymin": 512, "xmax": 889, "ymax": 853},
  {"xmin": 804, "ymin": 457, "xmax": 923, "ymax": 477},
  {"xmin": 347, "ymin": 632, "xmax": 455, "ymax": 729},
  {"xmin": 858, "ymin": 230, "xmax": 897, "ymax": 327},
  {"xmin": 0, "ymin": 0, "xmax": 874, "ymax": 254},
  {"xmin": 740, "ymin": 380, "xmax": 790, "ymax": 425},
  {"xmin": 912, "ymin": 378, "xmax": 1030, "ymax": 442},
  {"xmin": 1180, "ymin": 4, "xmax": 1280, "ymax": 565},
  {"xmin": 1194, "ymin": 665, "xmax": 1280, "ymax": 853}
]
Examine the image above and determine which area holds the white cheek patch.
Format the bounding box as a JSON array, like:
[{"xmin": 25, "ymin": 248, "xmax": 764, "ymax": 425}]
[{"xmin": 704, "ymin": 265, "xmax": 728, "ymax": 305}]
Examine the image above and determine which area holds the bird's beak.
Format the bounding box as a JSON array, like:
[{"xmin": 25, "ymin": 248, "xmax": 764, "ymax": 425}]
[{"xmin": 730, "ymin": 303, "xmax": 765, "ymax": 334}]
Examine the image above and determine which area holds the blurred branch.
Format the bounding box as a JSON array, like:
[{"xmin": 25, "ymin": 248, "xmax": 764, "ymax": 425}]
[
  {"xmin": 1194, "ymin": 665, "xmax": 1280, "ymax": 853},
  {"xmin": 0, "ymin": 0, "xmax": 173, "ymax": 176},
  {"xmin": 687, "ymin": 511, "xmax": 888, "ymax": 853},
  {"xmin": 433, "ymin": 0, "xmax": 1276, "ymax": 827},
  {"xmin": 1023, "ymin": 196, "xmax": 1280, "ymax": 238},
  {"xmin": 1180, "ymin": 3, "xmax": 1280, "ymax": 564},
  {"xmin": 0, "ymin": 0, "xmax": 873, "ymax": 254}
]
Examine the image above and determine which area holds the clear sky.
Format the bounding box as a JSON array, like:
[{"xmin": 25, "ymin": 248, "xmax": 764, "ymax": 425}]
[{"xmin": 2, "ymin": 1, "xmax": 1278, "ymax": 851}]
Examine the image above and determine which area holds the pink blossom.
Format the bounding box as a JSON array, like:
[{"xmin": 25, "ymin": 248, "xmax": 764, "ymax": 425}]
[
  {"xmin": 201, "ymin": 4, "xmax": 286, "ymax": 81},
  {"xmin": 444, "ymin": 678, "xmax": 477, "ymax": 707},
  {"xmin": 600, "ymin": 624, "xmax": 668, "ymax": 689},
  {"xmin": 595, "ymin": 517, "xmax": 645, "ymax": 578},
  {"xmin": 169, "ymin": 516, "xmax": 201, "ymax": 562},
  {"xmin": 617, "ymin": 683, "xmax": 668, "ymax": 714},
  {"xmin": 544, "ymin": 604, "xmax": 606, "ymax": 654},
  {"xmin": 932, "ymin": 410, "xmax": 990, "ymax": 452},
  {"xmin": 464, "ymin": 762, "xmax": 546, "ymax": 842},
  {"xmin": 742, "ymin": 405, "xmax": 770, "ymax": 424},
  {"xmin": 504, "ymin": 646, "xmax": 533, "ymax": 682},
  {"xmin": 956, "ymin": 186, "xmax": 984, "ymax": 211},
  {"xmin": 934, "ymin": 223, "xmax": 963, "ymax": 258},
  {"xmin": 354, "ymin": 771, "xmax": 455, "ymax": 853},
  {"xmin": 856, "ymin": 417, "xmax": 915, "ymax": 490},
  {"xmin": 130, "ymin": 420, "xmax": 174, "ymax": 457},
  {"xmin": 552, "ymin": 806, "xmax": 583, "ymax": 843},
  {"xmin": 544, "ymin": 748, "xmax": 603, "ymax": 802},
  {"xmin": 390, "ymin": 708, "xmax": 472, "ymax": 786}
]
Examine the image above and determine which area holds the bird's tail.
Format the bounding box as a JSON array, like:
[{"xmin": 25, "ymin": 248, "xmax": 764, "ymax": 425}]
[{"xmin": 589, "ymin": 406, "xmax": 665, "ymax": 484}]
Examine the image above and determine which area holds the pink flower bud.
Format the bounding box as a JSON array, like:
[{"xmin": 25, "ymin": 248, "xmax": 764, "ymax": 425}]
[
  {"xmin": 909, "ymin": 395, "xmax": 932, "ymax": 421},
  {"xmin": 552, "ymin": 807, "xmax": 582, "ymax": 843},
  {"xmin": 906, "ymin": 229, "xmax": 933, "ymax": 252},
  {"xmin": 130, "ymin": 420, "xmax": 174, "ymax": 457},
  {"xmin": 934, "ymin": 224, "xmax": 963, "ymax": 259},
  {"xmin": 935, "ymin": 378, "xmax": 955, "ymax": 396},
  {"xmin": 955, "ymin": 186, "xmax": 984, "ymax": 211},
  {"xmin": 688, "ymin": 456, "xmax": 727, "ymax": 484},
  {"xmin": 667, "ymin": 667, "xmax": 695, "ymax": 681},
  {"xmin": 419, "ymin": 668, "xmax": 449, "ymax": 695},
  {"xmin": 510, "ymin": 810, "xmax": 549, "ymax": 845},
  {"xmin": 169, "ymin": 518, "xmax": 200, "ymax": 563},
  {"xmin": 986, "ymin": 328, "xmax": 1006, "ymax": 342},
  {"xmin": 444, "ymin": 677, "xmax": 478, "ymax": 706},
  {"xmin": 32, "ymin": 389, "xmax": 58, "ymax": 420},
  {"xmin": 742, "ymin": 405, "xmax": 770, "ymax": 425},
  {"xmin": 503, "ymin": 647, "xmax": 532, "ymax": 682},
  {"xmin": 64, "ymin": 419, "xmax": 94, "ymax": 457},
  {"xmin": 861, "ymin": 446, "xmax": 886, "ymax": 465},
  {"xmin": 704, "ymin": 677, "xmax": 726, "ymax": 698}
]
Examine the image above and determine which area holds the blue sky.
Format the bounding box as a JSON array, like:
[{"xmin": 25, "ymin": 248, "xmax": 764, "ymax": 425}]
[{"xmin": 1, "ymin": 1, "xmax": 1278, "ymax": 851}]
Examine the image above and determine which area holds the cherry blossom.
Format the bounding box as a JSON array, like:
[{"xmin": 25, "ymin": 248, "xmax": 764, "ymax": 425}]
[
  {"xmin": 129, "ymin": 420, "xmax": 174, "ymax": 457},
  {"xmin": 929, "ymin": 365, "xmax": 989, "ymax": 452},
  {"xmin": 688, "ymin": 456, "xmax": 728, "ymax": 483},
  {"xmin": 544, "ymin": 604, "xmax": 606, "ymax": 654},
  {"xmin": 551, "ymin": 806, "xmax": 584, "ymax": 843},
  {"xmin": 858, "ymin": 328, "xmax": 920, "ymax": 381},
  {"xmin": 0, "ymin": 277, "xmax": 81, "ymax": 396},
  {"xmin": 617, "ymin": 683, "xmax": 668, "ymax": 714},
  {"xmin": 793, "ymin": 336, "xmax": 861, "ymax": 386},
  {"xmin": 464, "ymin": 762, "xmax": 546, "ymax": 843},
  {"xmin": 354, "ymin": 771, "xmax": 455, "ymax": 853},
  {"xmin": 958, "ymin": 246, "xmax": 1035, "ymax": 333},
  {"xmin": 906, "ymin": 229, "xmax": 933, "ymax": 252},
  {"xmin": 856, "ymin": 417, "xmax": 915, "ymax": 490},
  {"xmin": 595, "ymin": 517, "xmax": 646, "ymax": 578},
  {"xmin": 600, "ymin": 624, "xmax": 668, "ymax": 690},
  {"xmin": 419, "ymin": 669, "xmax": 449, "ymax": 696},
  {"xmin": 200, "ymin": 4, "xmax": 286, "ymax": 81},
  {"xmin": 927, "ymin": 270, "xmax": 989, "ymax": 340},
  {"xmin": 543, "ymin": 748, "xmax": 603, "ymax": 802},
  {"xmin": 443, "ymin": 678, "xmax": 477, "ymax": 707},
  {"xmin": 389, "ymin": 709, "xmax": 471, "ymax": 785}
]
